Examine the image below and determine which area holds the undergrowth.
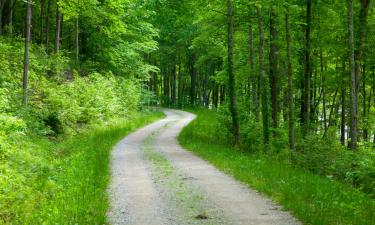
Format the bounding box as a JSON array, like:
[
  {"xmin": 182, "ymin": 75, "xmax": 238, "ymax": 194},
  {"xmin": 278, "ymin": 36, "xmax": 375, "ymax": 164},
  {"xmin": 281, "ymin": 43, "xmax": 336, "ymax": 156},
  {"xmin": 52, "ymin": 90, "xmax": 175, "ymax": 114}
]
[
  {"xmin": 179, "ymin": 108, "xmax": 375, "ymax": 225},
  {"xmin": 1, "ymin": 111, "xmax": 163, "ymax": 224}
]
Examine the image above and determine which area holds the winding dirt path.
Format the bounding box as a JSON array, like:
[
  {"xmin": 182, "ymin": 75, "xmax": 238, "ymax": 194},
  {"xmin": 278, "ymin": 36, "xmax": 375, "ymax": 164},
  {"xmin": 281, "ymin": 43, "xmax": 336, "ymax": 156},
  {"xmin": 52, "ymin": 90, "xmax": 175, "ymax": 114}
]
[{"xmin": 107, "ymin": 109, "xmax": 301, "ymax": 225}]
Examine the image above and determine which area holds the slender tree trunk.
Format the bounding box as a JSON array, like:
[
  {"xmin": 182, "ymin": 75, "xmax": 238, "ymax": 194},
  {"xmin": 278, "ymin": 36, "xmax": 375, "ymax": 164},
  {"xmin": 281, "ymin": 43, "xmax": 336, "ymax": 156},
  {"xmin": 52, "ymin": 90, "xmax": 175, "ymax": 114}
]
[
  {"xmin": 302, "ymin": 0, "xmax": 312, "ymax": 135},
  {"xmin": 154, "ymin": 68, "xmax": 158, "ymax": 98},
  {"xmin": 178, "ymin": 61, "xmax": 182, "ymax": 107},
  {"xmin": 75, "ymin": 17, "xmax": 79, "ymax": 68},
  {"xmin": 23, "ymin": 0, "xmax": 32, "ymax": 105},
  {"xmin": 341, "ymin": 62, "xmax": 346, "ymax": 145},
  {"xmin": 258, "ymin": 7, "xmax": 270, "ymax": 144},
  {"xmin": 172, "ymin": 62, "xmax": 177, "ymax": 105},
  {"xmin": 349, "ymin": 0, "xmax": 370, "ymax": 151},
  {"xmin": 269, "ymin": 6, "xmax": 279, "ymax": 130},
  {"xmin": 248, "ymin": 14, "xmax": 258, "ymax": 120},
  {"xmin": 40, "ymin": 0, "xmax": 45, "ymax": 44},
  {"xmin": 227, "ymin": 0, "xmax": 240, "ymax": 144},
  {"xmin": 321, "ymin": 51, "xmax": 327, "ymax": 133},
  {"xmin": 327, "ymin": 88, "xmax": 339, "ymax": 129},
  {"xmin": 285, "ymin": 11, "xmax": 295, "ymax": 149},
  {"xmin": 190, "ymin": 54, "xmax": 196, "ymax": 105},
  {"xmin": 220, "ymin": 85, "xmax": 226, "ymax": 105},
  {"xmin": 362, "ymin": 64, "xmax": 368, "ymax": 141},
  {"xmin": 9, "ymin": 0, "xmax": 14, "ymax": 38},
  {"xmin": 164, "ymin": 67, "xmax": 170, "ymax": 105},
  {"xmin": 0, "ymin": 0, "xmax": 5, "ymax": 35},
  {"xmin": 348, "ymin": 0, "xmax": 357, "ymax": 150},
  {"xmin": 55, "ymin": 0, "xmax": 61, "ymax": 54},
  {"xmin": 46, "ymin": 0, "xmax": 51, "ymax": 50}
]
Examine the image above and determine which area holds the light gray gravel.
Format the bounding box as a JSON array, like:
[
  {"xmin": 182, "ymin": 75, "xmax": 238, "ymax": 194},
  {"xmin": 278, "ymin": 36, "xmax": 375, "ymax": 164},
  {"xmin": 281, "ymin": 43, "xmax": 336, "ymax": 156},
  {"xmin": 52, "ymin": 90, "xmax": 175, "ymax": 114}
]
[{"xmin": 107, "ymin": 109, "xmax": 301, "ymax": 225}]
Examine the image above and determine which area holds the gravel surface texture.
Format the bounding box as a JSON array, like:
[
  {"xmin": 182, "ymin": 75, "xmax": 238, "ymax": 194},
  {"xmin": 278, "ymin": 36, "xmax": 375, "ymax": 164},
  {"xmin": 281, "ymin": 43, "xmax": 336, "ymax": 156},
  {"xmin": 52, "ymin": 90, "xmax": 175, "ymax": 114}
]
[{"xmin": 107, "ymin": 109, "xmax": 301, "ymax": 225}]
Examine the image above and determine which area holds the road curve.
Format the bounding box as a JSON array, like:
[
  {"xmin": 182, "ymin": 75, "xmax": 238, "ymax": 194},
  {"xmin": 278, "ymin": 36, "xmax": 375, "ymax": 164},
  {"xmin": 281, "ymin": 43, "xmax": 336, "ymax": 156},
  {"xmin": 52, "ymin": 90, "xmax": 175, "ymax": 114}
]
[{"xmin": 107, "ymin": 109, "xmax": 301, "ymax": 225}]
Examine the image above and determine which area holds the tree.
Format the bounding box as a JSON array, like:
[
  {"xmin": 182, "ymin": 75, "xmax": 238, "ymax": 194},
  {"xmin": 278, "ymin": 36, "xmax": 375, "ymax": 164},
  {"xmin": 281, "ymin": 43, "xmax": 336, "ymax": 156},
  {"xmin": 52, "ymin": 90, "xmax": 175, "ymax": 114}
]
[
  {"xmin": 269, "ymin": 5, "xmax": 279, "ymax": 130},
  {"xmin": 248, "ymin": 12, "xmax": 258, "ymax": 121},
  {"xmin": 55, "ymin": 0, "xmax": 61, "ymax": 54},
  {"xmin": 301, "ymin": 0, "xmax": 312, "ymax": 135},
  {"xmin": 258, "ymin": 6, "xmax": 270, "ymax": 144},
  {"xmin": 285, "ymin": 9, "xmax": 294, "ymax": 149},
  {"xmin": 227, "ymin": 0, "xmax": 240, "ymax": 144},
  {"xmin": 23, "ymin": 0, "xmax": 32, "ymax": 104},
  {"xmin": 348, "ymin": 0, "xmax": 370, "ymax": 150},
  {"xmin": 348, "ymin": 0, "xmax": 356, "ymax": 150}
]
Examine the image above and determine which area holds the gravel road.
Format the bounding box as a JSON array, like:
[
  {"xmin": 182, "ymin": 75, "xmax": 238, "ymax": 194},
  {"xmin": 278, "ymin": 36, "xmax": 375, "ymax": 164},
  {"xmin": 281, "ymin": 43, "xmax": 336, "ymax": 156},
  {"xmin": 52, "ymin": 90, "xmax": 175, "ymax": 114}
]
[{"xmin": 107, "ymin": 109, "xmax": 301, "ymax": 225}]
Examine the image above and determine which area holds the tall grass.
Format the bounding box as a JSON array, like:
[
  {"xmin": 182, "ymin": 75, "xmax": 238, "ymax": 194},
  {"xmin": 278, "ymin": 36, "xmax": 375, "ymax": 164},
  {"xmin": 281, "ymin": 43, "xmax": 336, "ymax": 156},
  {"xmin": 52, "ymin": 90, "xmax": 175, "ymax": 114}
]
[
  {"xmin": 8, "ymin": 112, "xmax": 163, "ymax": 224},
  {"xmin": 178, "ymin": 109, "xmax": 375, "ymax": 225}
]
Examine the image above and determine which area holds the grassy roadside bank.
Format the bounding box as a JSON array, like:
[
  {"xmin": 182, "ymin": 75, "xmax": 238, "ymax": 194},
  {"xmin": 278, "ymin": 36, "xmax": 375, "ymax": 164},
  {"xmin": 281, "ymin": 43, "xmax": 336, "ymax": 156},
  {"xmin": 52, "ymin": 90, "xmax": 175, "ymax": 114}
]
[
  {"xmin": 2, "ymin": 111, "xmax": 164, "ymax": 224},
  {"xmin": 178, "ymin": 109, "xmax": 375, "ymax": 225}
]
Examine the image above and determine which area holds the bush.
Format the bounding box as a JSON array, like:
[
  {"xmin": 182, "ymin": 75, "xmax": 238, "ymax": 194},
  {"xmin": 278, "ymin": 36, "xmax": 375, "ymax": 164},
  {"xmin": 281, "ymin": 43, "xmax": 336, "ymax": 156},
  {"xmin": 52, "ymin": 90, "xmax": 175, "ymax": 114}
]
[
  {"xmin": 0, "ymin": 38, "xmax": 147, "ymax": 223},
  {"xmin": 293, "ymin": 132, "xmax": 375, "ymax": 197}
]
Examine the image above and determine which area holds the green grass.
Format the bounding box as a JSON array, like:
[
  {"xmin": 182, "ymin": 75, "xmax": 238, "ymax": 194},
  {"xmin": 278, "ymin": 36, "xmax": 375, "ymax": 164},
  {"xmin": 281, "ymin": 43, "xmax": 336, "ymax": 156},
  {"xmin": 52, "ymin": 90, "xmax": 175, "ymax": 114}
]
[
  {"xmin": 4, "ymin": 111, "xmax": 164, "ymax": 225},
  {"xmin": 178, "ymin": 108, "xmax": 375, "ymax": 225}
]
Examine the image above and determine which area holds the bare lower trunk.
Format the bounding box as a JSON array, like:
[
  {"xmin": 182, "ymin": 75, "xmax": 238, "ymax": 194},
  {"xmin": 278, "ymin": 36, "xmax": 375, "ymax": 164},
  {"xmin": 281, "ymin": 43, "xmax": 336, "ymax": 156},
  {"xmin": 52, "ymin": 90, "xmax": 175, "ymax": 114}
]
[
  {"xmin": 269, "ymin": 6, "xmax": 279, "ymax": 130},
  {"xmin": 40, "ymin": 0, "xmax": 45, "ymax": 44},
  {"xmin": 46, "ymin": 0, "xmax": 51, "ymax": 50},
  {"xmin": 341, "ymin": 62, "xmax": 346, "ymax": 145},
  {"xmin": 248, "ymin": 14, "xmax": 258, "ymax": 120},
  {"xmin": 76, "ymin": 17, "xmax": 79, "ymax": 68},
  {"xmin": 9, "ymin": 0, "xmax": 14, "ymax": 38},
  {"xmin": 285, "ymin": 11, "xmax": 294, "ymax": 150},
  {"xmin": 227, "ymin": 0, "xmax": 240, "ymax": 144},
  {"xmin": 190, "ymin": 54, "xmax": 196, "ymax": 105},
  {"xmin": 0, "ymin": 0, "xmax": 5, "ymax": 35},
  {"xmin": 172, "ymin": 63, "xmax": 177, "ymax": 105},
  {"xmin": 302, "ymin": 0, "xmax": 312, "ymax": 135},
  {"xmin": 55, "ymin": 0, "xmax": 61, "ymax": 54},
  {"xmin": 23, "ymin": 0, "xmax": 32, "ymax": 105},
  {"xmin": 258, "ymin": 7, "xmax": 270, "ymax": 144}
]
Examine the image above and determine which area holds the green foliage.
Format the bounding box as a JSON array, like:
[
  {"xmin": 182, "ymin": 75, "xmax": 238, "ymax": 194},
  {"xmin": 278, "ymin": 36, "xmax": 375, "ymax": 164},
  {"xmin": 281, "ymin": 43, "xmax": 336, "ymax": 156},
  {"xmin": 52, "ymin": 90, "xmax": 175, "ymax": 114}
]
[
  {"xmin": 293, "ymin": 133, "xmax": 375, "ymax": 198},
  {"xmin": 0, "ymin": 112, "xmax": 163, "ymax": 224},
  {"xmin": 0, "ymin": 19, "xmax": 158, "ymax": 222}
]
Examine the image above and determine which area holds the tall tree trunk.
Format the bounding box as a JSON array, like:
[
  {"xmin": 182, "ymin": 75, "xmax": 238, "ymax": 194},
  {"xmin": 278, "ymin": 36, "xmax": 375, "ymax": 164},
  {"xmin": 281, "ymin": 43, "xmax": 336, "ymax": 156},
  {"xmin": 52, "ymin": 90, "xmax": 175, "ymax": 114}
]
[
  {"xmin": 46, "ymin": 0, "xmax": 51, "ymax": 50},
  {"xmin": 40, "ymin": 0, "xmax": 45, "ymax": 44},
  {"xmin": 23, "ymin": 0, "xmax": 32, "ymax": 105},
  {"xmin": 362, "ymin": 64, "xmax": 368, "ymax": 141},
  {"xmin": 9, "ymin": 0, "xmax": 14, "ymax": 38},
  {"xmin": 0, "ymin": 0, "xmax": 5, "ymax": 35},
  {"xmin": 220, "ymin": 85, "xmax": 226, "ymax": 105},
  {"xmin": 172, "ymin": 62, "xmax": 177, "ymax": 105},
  {"xmin": 178, "ymin": 61, "xmax": 182, "ymax": 107},
  {"xmin": 348, "ymin": 0, "xmax": 357, "ymax": 150},
  {"xmin": 321, "ymin": 51, "xmax": 327, "ymax": 133},
  {"xmin": 75, "ymin": 17, "xmax": 79, "ymax": 68},
  {"xmin": 55, "ymin": 0, "xmax": 61, "ymax": 54},
  {"xmin": 269, "ymin": 6, "xmax": 279, "ymax": 130},
  {"xmin": 285, "ymin": 11, "xmax": 295, "ymax": 149},
  {"xmin": 190, "ymin": 54, "xmax": 196, "ymax": 105},
  {"xmin": 248, "ymin": 14, "xmax": 258, "ymax": 120},
  {"xmin": 341, "ymin": 62, "xmax": 346, "ymax": 145},
  {"xmin": 327, "ymin": 88, "xmax": 339, "ymax": 130},
  {"xmin": 164, "ymin": 67, "xmax": 170, "ymax": 105},
  {"xmin": 227, "ymin": 0, "xmax": 240, "ymax": 144},
  {"xmin": 258, "ymin": 7, "xmax": 270, "ymax": 144},
  {"xmin": 301, "ymin": 0, "xmax": 312, "ymax": 135},
  {"xmin": 350, "ymin": 0, "xmax": 370, "ymax": 150}
]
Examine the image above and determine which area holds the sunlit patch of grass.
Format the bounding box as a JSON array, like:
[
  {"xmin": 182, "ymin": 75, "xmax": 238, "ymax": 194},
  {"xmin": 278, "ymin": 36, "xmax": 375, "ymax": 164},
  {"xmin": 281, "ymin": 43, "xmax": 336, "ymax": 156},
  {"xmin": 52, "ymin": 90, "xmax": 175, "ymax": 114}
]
[{"xmin": 179, "ymin": 108, "xmax": 375, "ymax": 225}]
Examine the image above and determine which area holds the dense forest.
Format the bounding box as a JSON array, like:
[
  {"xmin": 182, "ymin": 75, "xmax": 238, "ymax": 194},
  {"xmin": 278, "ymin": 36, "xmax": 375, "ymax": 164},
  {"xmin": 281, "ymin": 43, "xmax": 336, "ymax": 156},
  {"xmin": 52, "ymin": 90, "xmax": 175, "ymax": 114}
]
[{"xmin": 0, "ymin": 0, "xmax": 374, "ymax": 224}]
